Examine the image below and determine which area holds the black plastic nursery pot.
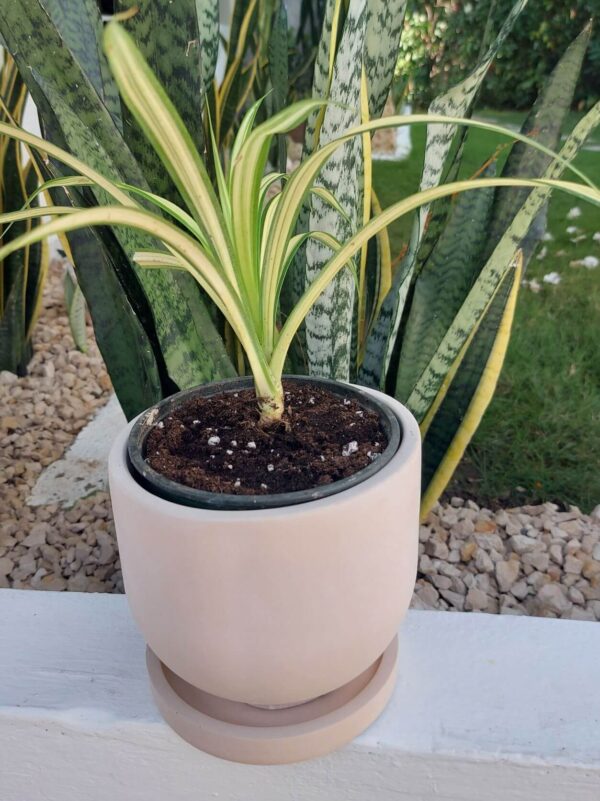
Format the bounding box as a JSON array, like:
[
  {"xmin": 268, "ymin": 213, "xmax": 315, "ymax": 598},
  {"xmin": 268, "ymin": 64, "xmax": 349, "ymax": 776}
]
[{"xmin": 127, "ymin": 375, "xmax": 402, "ymax": 511}]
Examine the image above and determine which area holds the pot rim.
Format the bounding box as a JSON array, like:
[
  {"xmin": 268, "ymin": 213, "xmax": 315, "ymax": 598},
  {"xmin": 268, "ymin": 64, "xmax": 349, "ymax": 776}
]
[{"xmin": 126, "ymin": 376, "xmax": 402, "ymax": 512}]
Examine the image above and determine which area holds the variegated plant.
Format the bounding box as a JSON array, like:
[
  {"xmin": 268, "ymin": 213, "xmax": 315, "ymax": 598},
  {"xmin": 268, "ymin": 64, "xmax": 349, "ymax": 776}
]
[{"xmin": 0, "ymin": 22, "xmax": 598, "ymax": 428}]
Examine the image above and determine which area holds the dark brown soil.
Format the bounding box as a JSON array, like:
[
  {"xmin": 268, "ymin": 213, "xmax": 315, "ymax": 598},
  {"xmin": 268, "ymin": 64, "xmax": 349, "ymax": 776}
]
[{"xmin": 145, "ymin": 382, "xmax": 388, "ymax": 495}]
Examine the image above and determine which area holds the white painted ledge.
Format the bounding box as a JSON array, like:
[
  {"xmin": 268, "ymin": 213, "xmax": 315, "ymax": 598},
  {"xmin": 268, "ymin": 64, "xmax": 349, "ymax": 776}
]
[{"xmin": 0, "ymin": 589, "xmax": 599, "ymax": 800}]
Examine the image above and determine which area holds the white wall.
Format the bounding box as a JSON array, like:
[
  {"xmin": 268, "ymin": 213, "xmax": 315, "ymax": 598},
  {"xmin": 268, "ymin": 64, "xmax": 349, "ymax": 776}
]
[{"xmin": 1, "ymin": 589, "xmax": 599, "ymax": 800}]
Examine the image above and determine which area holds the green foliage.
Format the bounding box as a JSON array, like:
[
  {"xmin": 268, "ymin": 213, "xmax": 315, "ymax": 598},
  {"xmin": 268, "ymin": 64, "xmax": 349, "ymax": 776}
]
[
  {"xmin": 0, "ymin": 52, "xmax": 48, "ymax": 375},
  {"xmin": 396, "ymin": 0, "xmax": 599, "ymax": 110},
  {"xmin": 0, "ymin": 0, "xmax": 597, "ymax": 513}
]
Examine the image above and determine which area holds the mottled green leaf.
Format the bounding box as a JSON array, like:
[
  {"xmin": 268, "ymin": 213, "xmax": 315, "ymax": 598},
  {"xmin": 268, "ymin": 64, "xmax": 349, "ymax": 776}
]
[
  {"xmin": 363, "ymin": 0, "xmax": 407, "ymax": 118},
  {"xmin": 394, "ymin": 168, "xmax": 497, "ymax": 402},
  {"xmin": 63, "ymin": 262, "xmax": 87, "ymax": 352},
  {"xmin": 40, "ymin": 0, "xmax": 121, "ymax": 127},
  {"xmin": 269, "ymin": 0, "xmax": 289, "ymax": 173},
  {"xmin": 418, "ymin": 0, "xmax": 527, "ymax": 230},
  {"xmin": 421, "ymin": 267, "xmax": 515, "ymax": 496},
  {"xmin": 407, "ymin": 102, "xmax": 600, "ymax": 423},
  {"xmin": 305, "ymin": 0, "xmax": 366, "ymax": 381},
  {"xmin": 485, "ymin": 20, "xmax": 592, "ymax": 257}
]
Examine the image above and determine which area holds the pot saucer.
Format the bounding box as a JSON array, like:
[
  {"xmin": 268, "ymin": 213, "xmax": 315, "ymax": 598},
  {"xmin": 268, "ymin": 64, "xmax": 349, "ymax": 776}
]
[{"xmin": 146, "ymin": 636, "xmax": 398, "ymax": 764}]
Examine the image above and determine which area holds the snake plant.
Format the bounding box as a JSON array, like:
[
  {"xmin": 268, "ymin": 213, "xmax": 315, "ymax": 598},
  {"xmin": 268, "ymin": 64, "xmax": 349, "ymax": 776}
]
[{"xmin": 0, "ymin": 22, "xmax": 598, "ymax": 426}]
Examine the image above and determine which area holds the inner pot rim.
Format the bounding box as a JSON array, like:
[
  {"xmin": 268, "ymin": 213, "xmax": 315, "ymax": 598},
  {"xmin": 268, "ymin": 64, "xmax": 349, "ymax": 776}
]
[{"xmin": 127, "ymin": 375, "xmax": 402, "ymax": 512}]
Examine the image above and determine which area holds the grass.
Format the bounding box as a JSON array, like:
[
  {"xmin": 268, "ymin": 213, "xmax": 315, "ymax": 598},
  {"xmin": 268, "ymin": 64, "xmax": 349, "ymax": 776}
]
[{"xmin": 372, "ymin": 111, "xmax": 600, "ymax": 512}]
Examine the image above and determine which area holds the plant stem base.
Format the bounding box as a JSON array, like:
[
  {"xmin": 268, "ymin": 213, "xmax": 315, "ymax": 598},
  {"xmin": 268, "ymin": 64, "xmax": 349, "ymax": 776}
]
[{"xmin": 146, "ymin": 636, "xmax": 398, "ymax": 765}]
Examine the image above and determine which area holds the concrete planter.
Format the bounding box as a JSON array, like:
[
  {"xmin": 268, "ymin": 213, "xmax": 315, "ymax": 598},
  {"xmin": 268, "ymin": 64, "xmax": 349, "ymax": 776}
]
[{"xmin": 108, "ymin": 380, "xmax": 420, "ymax": 764}]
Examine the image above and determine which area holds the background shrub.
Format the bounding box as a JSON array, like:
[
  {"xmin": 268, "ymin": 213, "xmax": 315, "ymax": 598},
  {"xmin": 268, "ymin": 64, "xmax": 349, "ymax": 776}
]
[{"xmin": 396, "ymin": 0, "xmax": 599, "ymax": 109}]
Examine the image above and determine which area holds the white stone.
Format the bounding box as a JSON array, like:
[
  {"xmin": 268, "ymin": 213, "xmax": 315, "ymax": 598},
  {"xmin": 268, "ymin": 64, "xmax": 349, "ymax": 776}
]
[
  {"xmin": 22, "ymin": 523, "xmax": 49, "ymax": 549},
  {"xmin": 537, "ymin": 584, "xmax": 571, "ymax": 615},
  {"xmin": 465, "ymin": 587, "xmax": 488, "ymax": 612},
  {"xmin": 496, "ymin": 559, "xmax": 520, "ymax": 593},
  {"xmin": 564, "ymin": 555, "xmax": 583, "ymax": 575},
  {"xmin": 549, "ymin": 543, "xmax": 564, "ymax": 565},
  {"xmin": 0, "ymin": 556, "xmax": 14, "ymax": 577},
  {"xmin": 509, "ymin": 534, "xmax": 538, "ymax": 555}
]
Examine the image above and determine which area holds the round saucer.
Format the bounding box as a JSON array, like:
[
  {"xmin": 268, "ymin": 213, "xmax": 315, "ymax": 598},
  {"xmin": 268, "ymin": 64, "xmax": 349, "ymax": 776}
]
[{"xmin": 146, "ymin": 635, "xmax": 398, "ymax": 764}]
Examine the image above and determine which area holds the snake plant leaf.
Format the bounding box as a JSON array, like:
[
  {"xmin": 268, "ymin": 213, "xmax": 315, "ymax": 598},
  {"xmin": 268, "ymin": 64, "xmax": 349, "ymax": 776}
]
[
  {"xmin": 418, "ymin": 0, "xmax": 528, "ymax": 231},
  {"xmin": 304, "ymin": 0, "xmax": 366, "ymax": 382},
  {"xmin": 406, "ymin": 102, "xmax": 600, "ymax": 424},
  {"xmin": 303, "ymin": 0, "xmax": 413, "ymax": 381},
  {"xmin": 114, "ymin": 0, "xmax": 211, "ymax": 201},
  {"xmin": 394, "ymin": 167, "xmax": 497, "ymax": 403},
  {"xmin": 197, "ymin": 0, "xmax": 220, "ymax": 92},
  {"xmin": 42, "ymin": 176, "xmax": 165, "ymax": 417},
  {"xmin": 63, "ymin": 263, "xmax": 87, "ymax": 353},
  {"xmin": 0, "ymin": 129, "xmax": 45, "ymax": 373},
  {"xmin": 40, "ymin": 0, "xmax": 121, "ymax": 128},
  {"xmin": 485, "ymin": 21, "xmax": 593, "ymax": 259},
  {"xmin": 302, "ymin": 0, "xmax": 345, "ymax": 155},
  {"xmin": 420, "ymin": 257, "xmax": 522, "ymax": 518},
  {"xmin": 268, "ymin": 0, "xmax": 289, "ymax": 174},
  {"xmin": 218, "ymin": 0, "xmax": 259, "ymax": 145},
  {"xmin": 361, "ymin": 13, "xmax": 510, "ymax": 385},
  {"xmin": 0, "ymin": 269, "xmax": 27, "ymax": 373},
  {"xmin": 363, "ymin": 0, "xmax": 407, "ymax": 118}
]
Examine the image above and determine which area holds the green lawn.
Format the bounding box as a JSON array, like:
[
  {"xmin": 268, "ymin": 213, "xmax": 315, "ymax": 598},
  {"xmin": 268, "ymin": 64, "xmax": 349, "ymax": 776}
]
[{"xmin": 372, "ymin": 112, "xmax": 600, "ymax": 512}]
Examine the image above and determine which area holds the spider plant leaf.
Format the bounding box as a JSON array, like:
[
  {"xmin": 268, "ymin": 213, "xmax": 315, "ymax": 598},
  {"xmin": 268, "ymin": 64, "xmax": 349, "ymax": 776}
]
[
  {"xmin": 406, "ymin": 103, "xmax": 600, "ymax": 424},
  {"xmin": 103, "ymin": 21, "xmax": 234, "ymax": 278},
  {"xmin": 0, "ymin": 205, "xmax": 252, "ymax": 365},
  {"xmin": 420, "ymin": 256, "xmax": 522, "ymax": 519},
  {"xmin": 116, "ymin": 183, "xmax": 209, "ymax": 247},
  {"xmin": 63, "ymin": 263, "xmax": 88, "ymax": 353},
  {"xmin": 133, "ymin": 252, "xmax": 185, "ymax": 269},
  {"xmin": 113, "ymin": 0, "xmax": 213, "ymax": 199},
  {"xmin": 265, "ymin": 110, "xmax": 593, "ymax": 366},
  {"xmin": 230, "ymin": 97, "xmax": 325, "ymax": 320}
]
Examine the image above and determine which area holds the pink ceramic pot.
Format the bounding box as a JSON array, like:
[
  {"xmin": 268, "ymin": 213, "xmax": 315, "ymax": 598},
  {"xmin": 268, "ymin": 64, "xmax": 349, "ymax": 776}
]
[{"xmin": 108, "ymin": 382, "xmax": 420, "ymax": 762}]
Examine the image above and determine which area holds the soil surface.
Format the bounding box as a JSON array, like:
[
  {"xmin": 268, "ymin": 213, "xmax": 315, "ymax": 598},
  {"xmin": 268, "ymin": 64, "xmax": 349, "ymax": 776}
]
[{"xmin": 146, "ymin": 383, "xmax": 388, "ymax": 495}]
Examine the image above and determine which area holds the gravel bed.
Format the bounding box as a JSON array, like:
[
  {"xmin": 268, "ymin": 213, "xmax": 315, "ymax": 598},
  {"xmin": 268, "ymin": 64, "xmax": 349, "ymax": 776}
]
[{"xmin": 1, "ymin": 262, "xmax": 599, "ymax": 620}]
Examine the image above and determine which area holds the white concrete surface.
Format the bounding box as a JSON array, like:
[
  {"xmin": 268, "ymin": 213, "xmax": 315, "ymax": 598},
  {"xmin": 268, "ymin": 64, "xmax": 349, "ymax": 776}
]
[
  {"xmin": 28, "ymin": 395, "xmax": 126, "ymax": 507},
  {"xmin": 1, "ymin": 588, "xmax": 599, "ymax": 799}
]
